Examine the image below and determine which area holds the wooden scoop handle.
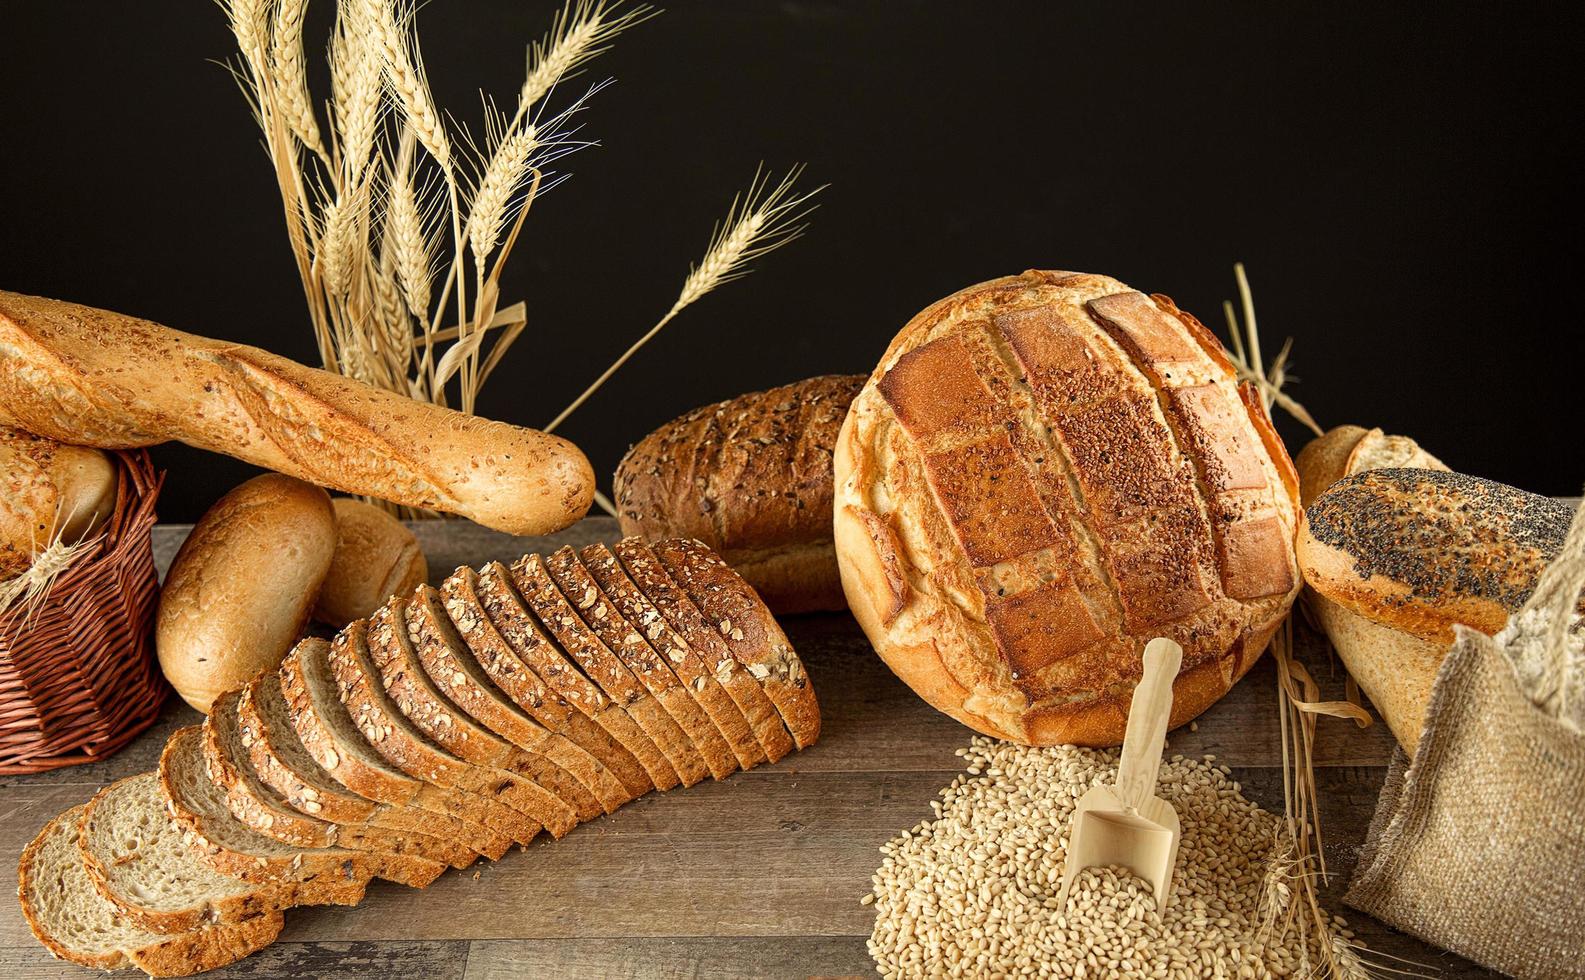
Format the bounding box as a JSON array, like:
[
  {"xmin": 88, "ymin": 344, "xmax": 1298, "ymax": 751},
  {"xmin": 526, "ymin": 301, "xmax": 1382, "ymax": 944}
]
[{"xmin": 1114, "ymin": 638, "xmax": 1183, "ymax": 811}]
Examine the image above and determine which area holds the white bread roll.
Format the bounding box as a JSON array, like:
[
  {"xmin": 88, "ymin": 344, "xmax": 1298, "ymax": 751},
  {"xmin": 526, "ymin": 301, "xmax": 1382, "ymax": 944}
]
[
  {"xmin": 313, "ymin": 498, "xmax": 428, "ymax": 627},
  {"xmin": 157, "ymin": 475, "xmax": 337, "ymax": 712},
  {"xmin": 0, "ymin": 428, "xmax": 118, "ymax": 578}
]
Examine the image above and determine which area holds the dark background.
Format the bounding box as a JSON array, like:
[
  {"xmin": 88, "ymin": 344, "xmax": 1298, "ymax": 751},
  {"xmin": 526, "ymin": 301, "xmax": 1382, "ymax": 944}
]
[{"xmin": 3, "ymin": 1, "xmax": 1581, "ymax": 521}]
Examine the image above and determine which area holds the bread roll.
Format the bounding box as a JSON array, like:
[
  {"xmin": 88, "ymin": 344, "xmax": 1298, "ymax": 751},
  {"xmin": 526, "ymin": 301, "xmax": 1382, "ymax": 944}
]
[
  {"xmin": 158, "ymin": 475, "xmax": 337, "ymax": 712},
  {"xmin": 614, "ymin": 374, "xmax": 864, "ymax": 613},
  {"xmin": 834, "ymin": 271, "xmax": 1301, "ymax": 745},
  {"xmin": 0, "ymin": 428, "xmax": 118, "ymax": 577},
  {"xmin": 1297, "ymin": 468, "xmax": 1579, "ymax": 751},
  {"xmin": 313, "ymin": 498, "xmax": 428, "ymax": 627},
  {"xmin": 0, "ymin": 291, "xmax": 593, "ymax": 536},
  {"xmin": 1295, "ymin": 424, "xmax": 1447, "ymax": 507}
]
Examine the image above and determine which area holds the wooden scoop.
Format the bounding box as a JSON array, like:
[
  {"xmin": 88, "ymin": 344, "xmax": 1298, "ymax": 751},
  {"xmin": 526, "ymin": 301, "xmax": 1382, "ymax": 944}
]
[{"xmin": 1058, "ymin": 637, "xmax": 1184, "ymax": 911}]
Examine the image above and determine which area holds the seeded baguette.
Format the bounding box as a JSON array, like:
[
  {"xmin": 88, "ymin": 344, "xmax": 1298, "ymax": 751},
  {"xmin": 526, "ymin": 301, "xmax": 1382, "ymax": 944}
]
[
  {"xmin": 410, "ymin": 584, "xmax": 618, "ymax": 817},
  {"xmin": 461, "ymin": 563, "xmax": 654, "ymax": 799},
  {"xmin": 581, "ymin": 543, "xmax": 767, "ymax": 770},
  {"xmin": 547, "ymin": 547, "xmax": 738, "ymax": 780},
  {"xmin": 203, "ymin": 689, "xmax": 456, "ymax": 880},
  {"xmin": 653, "ymin": 538, "xmax": 820, "ymax": 749},
  {"xmin": 366, "ymin": 599, "xmax": 579, "ymax": 836},
  {"xmin": 325, "ymin": 625, "xmax": 545, "ymax": 845},
  {"xmin": 513, "ymin": 553, "xmax": 704, "ymax": 787},
  {"xmin": 238, "ymin": 673, "xmax": 481, "ymax": 868},
  {"xmin": 279, "ymin": 640, "xmax": 513, "ymax": 860},
  {"xmin": 614, "ymin": 538, "xmax": 795, "ymax": 762},
  {"xmin": 21, "ymin": 805, "xmax": 285, "ymax": 977}
]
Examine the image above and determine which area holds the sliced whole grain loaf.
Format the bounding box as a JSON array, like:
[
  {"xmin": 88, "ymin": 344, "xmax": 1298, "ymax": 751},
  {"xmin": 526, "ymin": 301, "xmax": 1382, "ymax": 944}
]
[
  {"xmin": 278, "ymin": 639, "xmax": 513, "ymax": 860},
  {"xmin": 238, "ymin": 672, "xmax": 481, "ymax": 868},
  {"xmin": 324, "ymin": 624, "xmax": 544, "ymax": 845},
  {"xmin": 408, "ymin": 583, "xmax": 620, "ymax": 817},
  {"xmin": 203, "ymin": 688, "xmax": 456, "ymax": 880},
  {"xmin": 547, "ymin": 546, "xmax": 738, "ymax": 780},
  {"xmin": 613, "ymin": 538, "xmax": 795, "ymax": 762},
  {"xmin": 512, "ymin": 553, "xmax": 704, "ymax": 787},
  {"xmin": 450, "ymin": 563, "xmax": 653, "ymax": 801},
  {"xmin": 652, "ymin": 537, "xmax": 821, "ymax": 749},
  {"xmin": 21, "ymin": 806, "xmax": 284, "ymax": 977},
  {"xmin": 77, "ymin": 772, "xmax": 360, "ymax": 935},
  {"xmin": 581, "ymin": 542, "xmax": 766, "ymax": 770}
]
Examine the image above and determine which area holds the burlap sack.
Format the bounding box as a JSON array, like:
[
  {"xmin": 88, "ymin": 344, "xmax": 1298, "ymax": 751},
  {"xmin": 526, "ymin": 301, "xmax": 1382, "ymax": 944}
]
[{"xmin": 1346, "ymin": 497, "xmax": 1585, "ymax": 979}]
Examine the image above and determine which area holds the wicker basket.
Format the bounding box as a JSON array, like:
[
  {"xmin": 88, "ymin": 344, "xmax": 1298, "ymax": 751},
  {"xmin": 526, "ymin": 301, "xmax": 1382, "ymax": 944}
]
[{"xmin": 0, "ymin": 451, "xmax": 167, "ymax": 774}]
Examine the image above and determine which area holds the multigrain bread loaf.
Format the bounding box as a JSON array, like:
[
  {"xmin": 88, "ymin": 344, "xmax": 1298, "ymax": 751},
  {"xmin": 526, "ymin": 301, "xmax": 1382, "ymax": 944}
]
[
  {"xmin": 1294, "ymin": 425, "xmax": 1448, "ymax": 507},
  {"xmin": 0, "ymin": 290, "xmax": 593, "ymax": 535},
  {"xmin": 314, "ymin": 498, "xmax": 428, "ymax": 627},
  {"xmin": 18, "ymin": 536, "xmax": 816, "ymax": 975},
  {"xmin": 1297, "ymin": 469, "xmax": 1579, "ymax": 751},
  {"xmin": 157, "ymin": 474, "xmax": 338, "ymax": 712},
  {"xmin": 615, "ymin": 374, "xmax": 864, "ymax": 613},
  {"xmin": 0, "ymin": 428, "xmax": 117, "ymax": 578},
  {"xmin": 834, "ymin": 271, "xmax": 1301, "ymax": 746}
]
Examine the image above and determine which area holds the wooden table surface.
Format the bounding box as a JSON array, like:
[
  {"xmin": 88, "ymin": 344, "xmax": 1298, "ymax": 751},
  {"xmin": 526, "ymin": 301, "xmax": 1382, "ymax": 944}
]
[{"xmin": 0, "ymin": 517, "xmax": 1500, "ymax": 979}]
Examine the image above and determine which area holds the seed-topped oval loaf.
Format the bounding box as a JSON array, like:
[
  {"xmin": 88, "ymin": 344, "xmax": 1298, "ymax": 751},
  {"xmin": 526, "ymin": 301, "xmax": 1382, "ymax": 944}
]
[{"xmin": 834, "ymin": 270, "xmax": 1302, "ymax": 746}]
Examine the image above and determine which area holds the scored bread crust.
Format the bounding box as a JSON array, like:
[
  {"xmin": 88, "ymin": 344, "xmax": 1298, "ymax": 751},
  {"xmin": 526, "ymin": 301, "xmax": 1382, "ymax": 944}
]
[
  {"xmin": 20, "ymin": 806, "xmax": 285, "ymax": 977},
  {"xmin": 468, "ymin": 562, "xmax": 656, "ymax": 798},
  {"xmin": 612, "ymin": 538, "xmax": 795, "ymax": 763},
  {"xmin": 278, "ymin": 640, "xmax": 513, "ymax": 861},
  {"xmin": 651, "ymin": 538, "xmax": 821, "ymax": 749},
  {"xmin": 546, "ymin": 547, "xmax": 739, "ymax": 780},
  {"xmin": 1294, "ymin": 425, "xmax": 1449, "ymax": 507},
  {"xmin": 614, "ymin": 374, "xmax": 864, "ymax": 614},
  {"xmin": 833, "ymin": 270, "xmax": 1301, "ymax": 746},
  {"xmin": 580, "ymin": 543, "xmax": 767, "ymax": 770}
]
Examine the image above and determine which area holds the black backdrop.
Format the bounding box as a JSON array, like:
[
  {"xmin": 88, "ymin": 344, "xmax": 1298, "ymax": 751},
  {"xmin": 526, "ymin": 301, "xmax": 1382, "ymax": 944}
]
[{"xmin": 3, "ymin": 1, "xmax": 1581, "ymax": 522}]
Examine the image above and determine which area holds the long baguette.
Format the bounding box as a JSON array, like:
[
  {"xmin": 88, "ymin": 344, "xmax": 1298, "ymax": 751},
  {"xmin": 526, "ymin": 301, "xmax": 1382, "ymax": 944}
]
[{"xmin": 0, "ymin": 291, "xmax": 593, "ymax": 535}]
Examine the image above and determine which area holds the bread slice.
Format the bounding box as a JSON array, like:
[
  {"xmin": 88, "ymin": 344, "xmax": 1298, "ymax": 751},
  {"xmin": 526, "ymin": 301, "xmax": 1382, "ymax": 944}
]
[
  {"xmin": 547, "ymin": 546, "xmax": 738, "ymax": 779},
  {"xmin": 77, "ymin": 773, "xmax": 359, "ymax": 935},
  {"xmin": 407, "ymin": 583, "xmax": 622, "ymax": 816},
  {"xmin": 581, "ymin": 543, "xmax": 767, "ymax": 770},
  {"xmin": 512, "ymin": 553, "xmax": 705, "ymax": 787},
  {"xmin": 613, "ymin": 538, "xmax": 794, "ymax": 762},
  {"xmin": 444, "ymin": 564, "xmax": 652, "ymax": 801},
  {"xmin": 203, "ymin": 688, "xmax": 456, "ymax": 881},
  {"xmin": 651, "ymin": 538, "xmax": 820, "ymax": 749},
  {"xmin": 237, "ymin": 671, "xmax": 482, "ymax": 868},
  {"xmin": 324, "ymin": 623, "xmax": 544, "ymax": 845},
  {"xmin": 359, "ymin": 598, "xmax": 577, "ymax": 837},
  {"xmin": 278, "ymin": 639, "xmax": 513, "ymax": 860},
  {"xmin": 21, "ymin": 806, "xmax": 284, "ymax": 977}
]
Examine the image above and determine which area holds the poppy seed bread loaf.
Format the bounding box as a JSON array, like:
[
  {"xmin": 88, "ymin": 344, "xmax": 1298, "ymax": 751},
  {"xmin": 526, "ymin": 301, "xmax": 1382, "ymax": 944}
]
[{"xmin": 834, "ymin": 271, "xmax": 1302, "ymax": 745}]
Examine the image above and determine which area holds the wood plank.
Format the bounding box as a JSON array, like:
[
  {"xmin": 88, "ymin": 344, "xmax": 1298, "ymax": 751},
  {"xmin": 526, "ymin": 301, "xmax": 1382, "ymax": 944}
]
[
  {"xmin": 0, "ymin": 941, "xmax": 469, "ymax": 980},
  {"xmin": 462, "ymin": 937, "xmax": 874, "ymax": 980}
]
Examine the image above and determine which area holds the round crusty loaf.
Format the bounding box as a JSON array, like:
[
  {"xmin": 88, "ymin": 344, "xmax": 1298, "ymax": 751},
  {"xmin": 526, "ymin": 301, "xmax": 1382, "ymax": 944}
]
[
  {"xmin": 834, "ymin": 270, "xmax": 1302, "ymax": 746},
  {"xmin": 614, "ymin": 374, "xmax": 864, "ymax": 613},
  {"xmin": 0, "ymin": 428, "xmax": 118, "ymax": 578},
  {"xmin": 1295, "ymin": 424, "xmax": 1447, "ymax": 507},
  {"xmin": 313, "ymin": 498, "xmax": 428, "ymax": 627},
  {"xmin": 158, "ymin": 474, "xmax": 337, "ymax": 712}
]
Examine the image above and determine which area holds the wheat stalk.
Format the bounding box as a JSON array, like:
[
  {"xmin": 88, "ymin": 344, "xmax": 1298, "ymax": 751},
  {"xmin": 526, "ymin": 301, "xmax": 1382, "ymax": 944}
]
[
  {"xmin": 1222, "ymin": 263, "xmax": 1325, "ymax": 437},
  {"xmin": 546, "ymin": 166, "xmax": 823, "ymax": 434}
]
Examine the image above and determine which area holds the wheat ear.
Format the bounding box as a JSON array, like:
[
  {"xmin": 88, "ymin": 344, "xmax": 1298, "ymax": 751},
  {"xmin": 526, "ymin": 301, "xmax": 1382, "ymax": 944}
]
[
  {"xmin": 467, "ymin": 126, "xmax": 538, "ymax": 268},
  {"xmin": 545, "ymin": 166, "xmax": 822, "ymax": 433},
  {"xmin": 516, "ymin": 1, "xmax": 654, "ymax": 122},
  {"xmin": 0, "ymin": 536, "xmax": 102, "ymax": 623},
  {"xmin": 270, "ymin": 0, "xmax": 326, "ymax": 158}
]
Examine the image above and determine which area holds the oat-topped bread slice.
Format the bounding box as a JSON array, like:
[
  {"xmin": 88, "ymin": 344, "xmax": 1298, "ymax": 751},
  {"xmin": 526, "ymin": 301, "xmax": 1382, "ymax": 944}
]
[
  {"xmin": 203, "ymin": 687, "xmax": 457, "ymax": 880},
  {"xmin": 613, "ymin": 538, "xmax": 795, "ymax": 762},
  {"xmin": 325, "ymin": 623, "xmax": 544, "ymax": 845},
  {"xmin": 75, "ymin": 772, "xmax": 350, "ymax": 936},
  {"xmin": 652, "ymin": 538, "xmax": 820, "ymax": 749},
  {"xmin": 581, "ymin": 542, "xmax": 767, "ymax": 770},
  {"xmin": 361, "ymin": 598, "xmax": 578, "ymax": 837},
  {"xmin": 548, "ymin": 546, "xmax": 738, "ymax": 780},
  {"xmin": 512, "ymin": 553, "xmax": 703, "ymax": 787},
  {"xmin": 238, "ymin": 672, "xmax": 481, "ymax": 868},
  {"xmin": 457, "ymin": 563, "xmax": 653, "ymax": 800},
  {"xmin": 278, "ymin": 639, "xmax": 513, "ymax": 860},
  {"xmin": 21, "ymin": 805, "xmax": 284, "ymax": 977},
  {"xmin": 409, "ymin": 582, "xmax": 623, "ymax": 817}
]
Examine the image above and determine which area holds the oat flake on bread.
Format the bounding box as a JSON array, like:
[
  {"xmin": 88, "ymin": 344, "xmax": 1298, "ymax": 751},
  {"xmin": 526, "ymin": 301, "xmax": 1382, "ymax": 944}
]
[{"xmin": 867, "ymin": 738, "xmax": 1362, "ymax": 978}]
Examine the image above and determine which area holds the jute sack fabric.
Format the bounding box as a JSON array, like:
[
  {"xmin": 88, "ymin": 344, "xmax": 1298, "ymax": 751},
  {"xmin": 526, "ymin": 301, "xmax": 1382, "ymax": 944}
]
[{"xmin": 1346, "ymin": 496, "xmax": 1585, "ymax": 979}]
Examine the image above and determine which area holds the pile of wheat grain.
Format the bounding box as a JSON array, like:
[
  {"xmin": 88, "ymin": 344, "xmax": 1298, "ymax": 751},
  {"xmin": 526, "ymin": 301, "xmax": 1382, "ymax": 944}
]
[{"xmin": 865, "ymin": 738, "xmax": 1363, "ymax": 979}]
